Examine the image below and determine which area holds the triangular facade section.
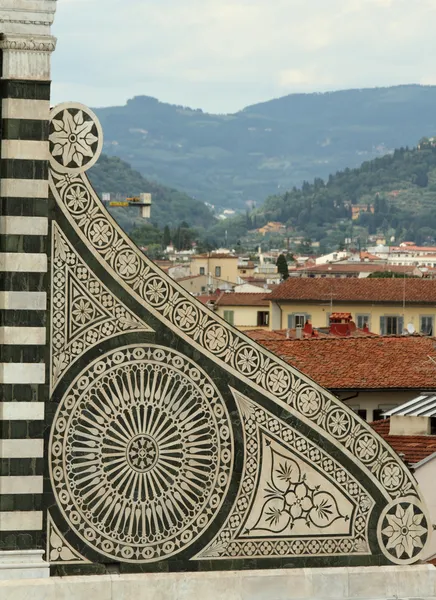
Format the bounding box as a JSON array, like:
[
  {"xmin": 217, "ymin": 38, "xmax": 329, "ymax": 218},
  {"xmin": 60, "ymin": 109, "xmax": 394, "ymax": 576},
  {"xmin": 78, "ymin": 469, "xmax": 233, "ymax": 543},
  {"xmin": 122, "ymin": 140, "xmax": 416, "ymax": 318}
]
[{"xmin": 47, "ymin": 102, "xmax": 431, "ymax": 572}]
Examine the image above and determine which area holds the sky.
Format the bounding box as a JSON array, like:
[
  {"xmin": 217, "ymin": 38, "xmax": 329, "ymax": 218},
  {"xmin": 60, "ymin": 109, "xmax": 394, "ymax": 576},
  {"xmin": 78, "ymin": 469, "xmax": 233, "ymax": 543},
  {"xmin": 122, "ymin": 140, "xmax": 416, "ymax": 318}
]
[{"xmin": 51, "ymin": 0, "xmax": 436, "ymax": 114}]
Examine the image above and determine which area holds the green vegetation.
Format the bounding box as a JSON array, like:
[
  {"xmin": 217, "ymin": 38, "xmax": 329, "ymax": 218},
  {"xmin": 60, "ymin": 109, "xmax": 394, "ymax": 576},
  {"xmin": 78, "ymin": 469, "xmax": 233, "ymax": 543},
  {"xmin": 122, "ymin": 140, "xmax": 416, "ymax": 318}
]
[
  {"xmin": 250, "ymin": 143, "xmax": 436, "ymax": 249},
  {"xmin": 88, "ymin": 154, "xmax": 215, "ymax": 232},
  {"xmin": 88, "ymin": 137, "xmax": 436, "ymax": 255},
  {"xmin": 276, "ymin": 254, "xmax": 289, "ymax": 280},
  {"xmin": 94, "ymin": 85, "xmax": 436, "ymax": 210}
]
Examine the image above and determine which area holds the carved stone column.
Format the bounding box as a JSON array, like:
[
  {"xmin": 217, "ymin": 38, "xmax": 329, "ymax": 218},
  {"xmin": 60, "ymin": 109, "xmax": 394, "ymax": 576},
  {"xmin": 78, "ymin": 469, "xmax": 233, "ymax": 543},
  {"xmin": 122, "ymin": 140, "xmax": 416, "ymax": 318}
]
[{"xmin": 0, "ymin": 0, "xmax": 57, "ymax": 580}]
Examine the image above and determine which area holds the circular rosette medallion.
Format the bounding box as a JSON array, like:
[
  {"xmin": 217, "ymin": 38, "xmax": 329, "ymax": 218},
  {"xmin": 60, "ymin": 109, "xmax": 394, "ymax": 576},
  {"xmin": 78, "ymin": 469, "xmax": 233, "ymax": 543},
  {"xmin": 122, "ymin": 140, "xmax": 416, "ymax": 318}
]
[
  {"xmin": 49, "ymin": 345, "xmax": 233, "ymax": 563},
  {"xmin": 377, "ymin": 497, "xmax": 430, "ymax": 565},
  {"xmin": 49, "ymin": 102, "xmax": 103, "ymax": 174}
]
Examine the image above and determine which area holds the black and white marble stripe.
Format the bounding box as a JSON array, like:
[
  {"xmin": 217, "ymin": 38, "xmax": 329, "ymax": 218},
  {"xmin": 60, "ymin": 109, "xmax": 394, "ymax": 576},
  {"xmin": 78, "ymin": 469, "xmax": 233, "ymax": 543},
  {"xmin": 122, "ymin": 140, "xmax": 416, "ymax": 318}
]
[{"xmin": 0, "ymin": 78, "xmax": 50, "ymax": 546}]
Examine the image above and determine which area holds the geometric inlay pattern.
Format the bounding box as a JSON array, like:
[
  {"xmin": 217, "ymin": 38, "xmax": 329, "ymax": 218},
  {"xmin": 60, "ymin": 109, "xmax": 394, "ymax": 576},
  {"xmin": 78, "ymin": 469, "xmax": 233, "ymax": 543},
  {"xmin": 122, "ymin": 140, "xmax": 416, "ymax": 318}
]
[
  {"xmin": 48, "ymin": 102, "xmax": 431, "ymax": 568},
  {"xmin": 49, "ymin": 345, "xmax": 234, "ymax": 563},
  {"xmin": 50, "ymin": 160, "xmax": 419, "ymax": 505},
  {"xmin": 51, "ymin": 222, "xmax": 152, "ymax": 390},
  {"xmin": 196, "ymin": 390, "xmax": 372, "ymax": 559}
]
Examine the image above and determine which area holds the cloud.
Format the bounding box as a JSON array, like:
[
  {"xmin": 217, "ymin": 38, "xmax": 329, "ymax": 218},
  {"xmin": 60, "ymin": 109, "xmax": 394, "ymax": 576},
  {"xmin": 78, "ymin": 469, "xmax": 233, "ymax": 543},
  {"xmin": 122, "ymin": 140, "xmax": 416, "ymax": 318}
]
[{"xmin": 51, "ymin": 0, "xmax": 436, "ymax": 113}]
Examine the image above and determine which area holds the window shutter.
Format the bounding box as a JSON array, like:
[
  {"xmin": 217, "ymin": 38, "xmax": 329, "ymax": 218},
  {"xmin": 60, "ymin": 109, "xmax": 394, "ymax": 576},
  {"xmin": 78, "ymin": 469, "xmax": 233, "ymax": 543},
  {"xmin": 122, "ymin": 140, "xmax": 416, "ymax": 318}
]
[
  {"xmin": 398, "ymin": 316, "xmax": 404, "ymax": 334},
  {"xmin": 288, "ymin": 314, "xmax": 295, "ymax": 329},
  {"xmin": 305, "ymin": 313, "xmax": 312, "ymax": 324},
  {"xmin": 380, "ymin": 316, "xmax": 385, "ymax": 335}
]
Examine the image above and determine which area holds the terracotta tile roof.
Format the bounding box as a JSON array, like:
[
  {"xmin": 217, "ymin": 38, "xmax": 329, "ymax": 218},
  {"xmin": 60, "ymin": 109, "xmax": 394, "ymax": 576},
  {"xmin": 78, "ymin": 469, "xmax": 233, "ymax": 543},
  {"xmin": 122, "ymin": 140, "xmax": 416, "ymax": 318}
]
[
  {"xmin": 245, "ymin": 329, "xmax": 290, "ymax": 341},
  {"xmin": 392, "ymin": 245, "xmax": 436, "ymax": 253},
  {"xmin": 370, "ymin": 418, "xmax": 436, "ymax": 464},
  {"xmin": 360, "ymin": 252, "xmax": 381, "ymax": 260},
  {"xmin": 196, "ymin": 295, "xmax": 217, "ymax": 305},
  {"xmin": 246, "ymin": 327, "xmax": 378, "ymax": 341},
  {"xmin": 193, "ymin": 253, "xmax": 237, "ymax": 259},
  {"xmin": 175, "ymin": 275, "xmax": 201, "ymax": 282},
  {"xmin": 268, "ymin": 277, "xmax": 436, "ymax": 302},
  {"xmin": 299, "ymin": 263, "xmax": 419, "ymax": 274},
  {"xmin": 215, "ymin": 293, "xmax": 269, "ymax": 307},
  {"xmin": 243, "ymin": 334, "xmax": 436, "ymax": 389}
]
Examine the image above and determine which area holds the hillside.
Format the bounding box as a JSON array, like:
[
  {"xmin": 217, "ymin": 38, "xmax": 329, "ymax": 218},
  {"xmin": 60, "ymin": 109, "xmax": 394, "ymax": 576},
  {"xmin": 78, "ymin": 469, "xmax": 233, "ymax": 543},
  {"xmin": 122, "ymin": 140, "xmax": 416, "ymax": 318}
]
[
  {"xmin": 88, "ymin": 154, "xmax": 214, "ymax": 232},
  {"xmin": 205, "ymin": 143, "xmax": 436, "ymax": 250},
  {"xmin": 94, "ymin": 85, "xmax": 436, "ymax": 210}
]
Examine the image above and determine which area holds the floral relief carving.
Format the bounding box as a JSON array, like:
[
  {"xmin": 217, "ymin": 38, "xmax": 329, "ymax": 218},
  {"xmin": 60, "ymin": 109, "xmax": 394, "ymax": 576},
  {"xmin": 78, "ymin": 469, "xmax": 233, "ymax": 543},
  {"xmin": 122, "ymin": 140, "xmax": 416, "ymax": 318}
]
[
  {"xmin": 378, "ymin": 500, "xmax": 429, "ymax": 564},
  {"xmin": 252, "ymin": 444, "xmax": 349, "ymax": 534},
  {"xmin": 47, "ymin": 513, "xmax": 89, "ymax": 565},
  {"xmin": 196, "ymin": 390, "xmax": 370, "ymax": 560},
  {"xmin": 49, "ymin": 103, "xmax": 103, "ymax": 174}
]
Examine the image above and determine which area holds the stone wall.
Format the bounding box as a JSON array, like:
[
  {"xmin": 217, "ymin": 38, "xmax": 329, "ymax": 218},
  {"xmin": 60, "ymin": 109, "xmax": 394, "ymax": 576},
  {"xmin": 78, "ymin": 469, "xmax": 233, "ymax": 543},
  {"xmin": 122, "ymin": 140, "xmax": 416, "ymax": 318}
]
[{"xmin": 0, "ymin": 0, "xmax": 57, "ymax": 576}]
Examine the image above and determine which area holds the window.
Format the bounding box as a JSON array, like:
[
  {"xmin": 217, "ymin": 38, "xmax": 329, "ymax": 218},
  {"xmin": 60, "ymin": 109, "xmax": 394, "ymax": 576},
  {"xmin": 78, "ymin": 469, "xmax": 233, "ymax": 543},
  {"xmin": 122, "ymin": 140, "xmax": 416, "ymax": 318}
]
[
  {"xmin": 356, "ymin": 314, "xmax": 370, "ymax": 330},
  {"xmin": 288, "ymin": 313, "xmax": 308, "ymax": 329},
  {"xmin": 215, "ymin": 266, "xmax": 221, "ymax": 277},
  {"xmin": 380, "ymin": 315, "xmax": 403, "ymax": 335},
  {"xmin": 295, "ymin": 314, "xmax": 305, "ymax": 328},
  {"xmin": 372, "ymin": 409, "xmax": 384, "ymax": 421},
  {"xmin": 257, "ymin": 311, "xmax": 269, "ymax": 327},
  {"xmin": 357, "ymin": 409, "xmax": 368, "ymax": 421},
  {"xmin": 349, "ymin": 406, "xmax": 368, "ymax": 421},
  {"xmin": 374, "ymin": 404, "xmax": 398, "ymax": 421},
  {"xmin": 199, "ymin": 267, "xmax": 205, "ymax": 275},
  {"xmin": 223, "ymin": 310, "xmax": 234, "ymax": 325},
  {"xmin": 420, "ymin": 316, "xmax": 434, "ymax": 335}
]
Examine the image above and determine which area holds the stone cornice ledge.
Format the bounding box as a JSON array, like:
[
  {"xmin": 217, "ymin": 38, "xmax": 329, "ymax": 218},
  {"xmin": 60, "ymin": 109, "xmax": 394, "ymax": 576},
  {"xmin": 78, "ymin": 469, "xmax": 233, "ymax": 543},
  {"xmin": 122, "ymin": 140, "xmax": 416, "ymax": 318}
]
[
  {"xmin": 0, "ymin": 33, "xmax": 57, "ymax": 53},
  {"xmin": 0, "ymin": 1, "xmax": 57, "ymax": 36}
]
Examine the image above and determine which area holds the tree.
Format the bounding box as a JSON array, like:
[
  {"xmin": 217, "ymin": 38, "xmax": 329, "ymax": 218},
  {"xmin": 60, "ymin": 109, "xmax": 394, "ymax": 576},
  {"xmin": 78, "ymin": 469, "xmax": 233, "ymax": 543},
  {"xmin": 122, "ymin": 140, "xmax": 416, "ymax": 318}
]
[
  {"xmin": 163, "ymin": 225, "xmax": 171, "ymax": 247},
  {"xmin": 276, "ymin": 254, "xmax": 289, "ymax": 280}
]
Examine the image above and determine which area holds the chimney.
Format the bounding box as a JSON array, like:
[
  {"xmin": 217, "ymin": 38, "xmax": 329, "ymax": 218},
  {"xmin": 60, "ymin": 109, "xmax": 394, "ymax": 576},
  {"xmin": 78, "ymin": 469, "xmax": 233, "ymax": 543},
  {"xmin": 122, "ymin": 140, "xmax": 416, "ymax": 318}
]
[
  {"xmin": 329, "ymin": 313, "xmax": 353, "ymax": 336},
  {"xmin": 303, "ymin": 320, "xmax": 313, "ymax": 336},
  {"xmin": 295, "ymin": 326, "xmax": 303, "ymax": 340},
  {"xmin": 389, "ymin": 415, "xmax": 431, "ymax": 436}
]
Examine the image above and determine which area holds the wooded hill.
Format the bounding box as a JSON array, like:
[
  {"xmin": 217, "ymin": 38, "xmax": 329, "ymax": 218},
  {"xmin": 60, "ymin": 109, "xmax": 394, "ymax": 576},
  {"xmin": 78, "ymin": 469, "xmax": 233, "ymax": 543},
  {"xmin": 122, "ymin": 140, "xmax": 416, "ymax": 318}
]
[
  {"xmin": 205, "ymin": 142, "xmax": 436, "ymax": 249},
  {"xmin": 88, "ymin": 154, "xmax": 214, "ymax": 233},
  {"xmin": 94, "ymin": 85, "xmax": 436, "ymax": 210}
]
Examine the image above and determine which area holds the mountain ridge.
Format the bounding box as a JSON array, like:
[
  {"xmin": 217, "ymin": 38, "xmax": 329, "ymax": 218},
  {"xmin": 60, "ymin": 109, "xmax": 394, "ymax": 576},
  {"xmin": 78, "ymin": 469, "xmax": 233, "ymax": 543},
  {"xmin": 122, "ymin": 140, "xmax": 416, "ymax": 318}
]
[{"xmin": 93, "ymin": 84, "xmax": 436, "ymax": 210}]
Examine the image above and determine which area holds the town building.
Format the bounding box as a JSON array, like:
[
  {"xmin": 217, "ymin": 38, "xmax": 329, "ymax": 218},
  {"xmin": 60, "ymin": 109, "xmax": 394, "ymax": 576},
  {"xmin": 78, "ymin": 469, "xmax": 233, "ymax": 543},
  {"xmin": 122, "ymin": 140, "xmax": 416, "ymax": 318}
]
[
  {"xmin": 351, "ymin": 204, "xmax": 375, "ymax": 220},
  {"xmin": 256, "ymin": 221, "xmax": 286, "ymax": 236},
  {"xmin": 190, "ymin": 253, "xmax": 239, "ymax": 283},
  {"xmin": 234, "ymin": 282, "xmax": 272, "ymax": 293},
  {"xmin": 214, "ymin": 293, "xmax": 270, "ymax": 329},
  {"xmin": 175, "ymin": 274, "xmax": 233, "ymax": 295},
  {"xmin": 237, "ymin": 260, "xmax": 256, "ymax": 279},
  {"xmin": 268, "ymin": 277, "xmax": 436, "ymax": 334},
  {"xmin": 296, "ymin": 263, "xmax": 423, "ymax": 279}
]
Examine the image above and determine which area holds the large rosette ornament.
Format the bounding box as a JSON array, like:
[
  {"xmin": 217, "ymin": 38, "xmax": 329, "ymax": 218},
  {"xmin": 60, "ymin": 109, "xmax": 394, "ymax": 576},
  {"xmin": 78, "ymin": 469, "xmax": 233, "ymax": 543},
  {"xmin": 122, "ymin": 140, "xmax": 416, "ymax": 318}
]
[{"xmin": 49, "ymin": 102, "xmax": 103, "ymax": 174}]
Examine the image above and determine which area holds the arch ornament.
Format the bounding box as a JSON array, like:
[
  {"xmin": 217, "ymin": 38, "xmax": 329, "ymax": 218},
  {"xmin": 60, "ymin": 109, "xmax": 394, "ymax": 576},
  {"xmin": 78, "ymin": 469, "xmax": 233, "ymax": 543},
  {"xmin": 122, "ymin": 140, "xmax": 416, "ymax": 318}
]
[{"xmin": 48, "ymin": 103, "xmax": 431, "ymax": 570}]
